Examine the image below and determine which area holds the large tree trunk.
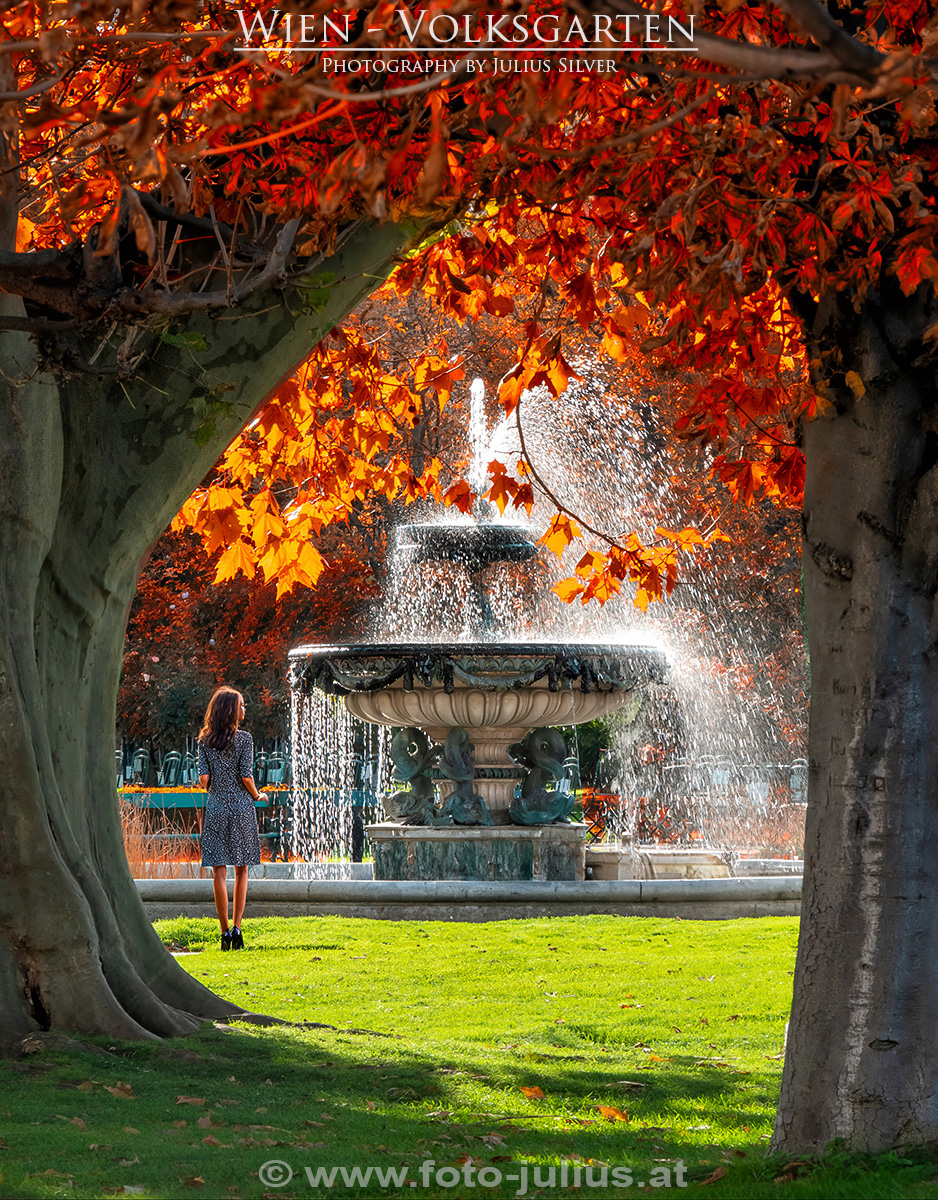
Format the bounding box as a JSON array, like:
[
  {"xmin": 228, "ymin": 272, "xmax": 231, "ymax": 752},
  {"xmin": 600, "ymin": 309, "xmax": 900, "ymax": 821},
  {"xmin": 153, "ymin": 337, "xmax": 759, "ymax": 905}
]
[
  {"xmin": 772, "ymin": 285, "xmax": 938, "ymax": 1152},
  {"xmin": 0, "ymin": 222, "xmax": 410, "ymax": 1046}
]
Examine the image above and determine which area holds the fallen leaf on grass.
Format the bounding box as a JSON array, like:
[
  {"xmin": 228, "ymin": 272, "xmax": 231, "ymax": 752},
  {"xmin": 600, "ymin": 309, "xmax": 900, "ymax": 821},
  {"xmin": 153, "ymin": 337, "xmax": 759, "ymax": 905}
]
[
  {"xmin": 365, "ymin": 1100, "xmax": 376, "ymax": 1111},
  {"xmin": 55, "ymin": 1115, "xmax": 87, "ymax": 1130},
  {"xmin": 104, "ymin": 1082, "xmax": 134, "ymax": 1099},
  {"xmin": 202, "ymin": 1135, "xmax": 232, "ymax": 1147},
  {"xmin": 520, "ymin": 1086, "xmax": 545, "ymax": 1099},
  {"xmin": 197, "ymin": 1115, "xmax": 225, "ymax": 1129},
  {"xmin": 77, "ymin": 1081, "xmax": 94, "ymax": 1092},
  {"xmin": 122, "ymin": 1127, "xmax": 140, "ymax": 1134},
  {"xmin": 596, "ymin": 1106, "xmax": 629, "ymax": 1122},
  {"xmin": 176, "ymin": 1096, "xmax": 206, "ymax": 1106},
  {"xmin": 182, "ymin": 1178, "xmax": 205, "ymax": 1188},
  {"xmin": 700, "ymin": 1166, "xmax": 727, "ymax": 1185},
  {"xmin": 773, "ymin": 1160, "xmax": 812, "ymax": 1182}
]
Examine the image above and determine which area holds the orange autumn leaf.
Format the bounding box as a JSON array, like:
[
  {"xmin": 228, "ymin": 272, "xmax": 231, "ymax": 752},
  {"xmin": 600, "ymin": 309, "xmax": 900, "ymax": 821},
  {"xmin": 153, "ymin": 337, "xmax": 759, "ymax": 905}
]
[
  {"xmin": 552, "ymin": 576, "xmax": 587, "ymax": 604},
  {"xmin": 213, "ymin": 539, "xmax": 256, "ymax": 584},
  {"xmin": 539, "ymin": 514, "xmax": 583, "ymax": 558}
]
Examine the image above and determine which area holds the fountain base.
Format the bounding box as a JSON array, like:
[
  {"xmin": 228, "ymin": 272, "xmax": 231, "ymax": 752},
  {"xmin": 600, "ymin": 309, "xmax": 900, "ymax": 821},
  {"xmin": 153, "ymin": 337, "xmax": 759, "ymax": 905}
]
[{"xmin": 366, "ymin": 822, "xmax": 588, "ymax": 882}]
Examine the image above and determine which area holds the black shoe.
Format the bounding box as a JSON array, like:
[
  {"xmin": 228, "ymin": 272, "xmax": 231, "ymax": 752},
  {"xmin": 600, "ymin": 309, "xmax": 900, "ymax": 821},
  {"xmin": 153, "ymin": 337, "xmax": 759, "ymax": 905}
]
[
  {"xmin": 221, "ymin": 930, "xmax": 232, "ymax": 952},
  {"xmin": 231, "ymin": 927, "xmax": 244, "ymax": 950}
]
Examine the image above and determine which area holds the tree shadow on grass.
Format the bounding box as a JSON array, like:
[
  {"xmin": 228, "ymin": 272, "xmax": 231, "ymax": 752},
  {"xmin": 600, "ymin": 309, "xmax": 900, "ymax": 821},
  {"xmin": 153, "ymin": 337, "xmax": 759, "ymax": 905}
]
[{"xmin": 2, "ymin": 1028, "xmax": 929, "ymax": 1200}]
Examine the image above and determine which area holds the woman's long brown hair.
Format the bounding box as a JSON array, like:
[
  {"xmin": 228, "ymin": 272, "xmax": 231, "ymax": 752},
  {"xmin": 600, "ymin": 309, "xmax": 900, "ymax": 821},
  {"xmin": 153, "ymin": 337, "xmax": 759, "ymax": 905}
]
[{"xmin": 199, "ymin": 686, "xmax": 243, "ymax": 751}]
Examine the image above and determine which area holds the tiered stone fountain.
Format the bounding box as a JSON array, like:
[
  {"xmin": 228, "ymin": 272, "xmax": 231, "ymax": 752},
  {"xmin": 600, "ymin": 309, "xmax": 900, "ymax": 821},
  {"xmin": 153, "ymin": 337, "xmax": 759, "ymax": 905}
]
[{"xmin": 289, "ymin": 520, "xmax": 668, "ymax": 881}]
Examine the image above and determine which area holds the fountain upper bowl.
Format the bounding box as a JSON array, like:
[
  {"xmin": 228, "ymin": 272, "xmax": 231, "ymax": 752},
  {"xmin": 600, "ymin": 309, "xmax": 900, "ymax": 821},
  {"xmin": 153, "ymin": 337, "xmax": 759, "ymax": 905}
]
[{"xmin": 394, "ymin": 521, "xmax": 538, "ymax": 571}]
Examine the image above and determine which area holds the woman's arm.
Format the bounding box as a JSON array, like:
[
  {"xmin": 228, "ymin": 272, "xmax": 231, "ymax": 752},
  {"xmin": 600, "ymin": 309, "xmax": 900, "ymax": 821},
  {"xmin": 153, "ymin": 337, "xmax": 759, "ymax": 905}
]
[
  {"xmin": 237, "ymin": 732, "xmax": 266, "ymax": 803},
  {"xmin": 241, "ymin": 775, "xmax": 268, "ymax": 804},
  {"xmin": 197, "ymin": 740, "xmax": 209, "ymax": 792}
]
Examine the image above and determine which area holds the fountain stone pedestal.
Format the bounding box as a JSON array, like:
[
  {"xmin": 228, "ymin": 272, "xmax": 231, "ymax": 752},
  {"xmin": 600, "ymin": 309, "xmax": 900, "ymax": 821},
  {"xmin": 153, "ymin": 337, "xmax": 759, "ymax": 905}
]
[{"xmin": 366, "ymin": 822, "xmax": 589, "ymax": 882}]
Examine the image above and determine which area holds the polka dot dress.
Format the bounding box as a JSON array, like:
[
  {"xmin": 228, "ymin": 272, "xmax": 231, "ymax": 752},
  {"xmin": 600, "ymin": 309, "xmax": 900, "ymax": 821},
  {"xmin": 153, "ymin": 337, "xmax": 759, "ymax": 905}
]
[{"xmin": 199, "ymin": 729, "xmax": 261, "ymax": 867}]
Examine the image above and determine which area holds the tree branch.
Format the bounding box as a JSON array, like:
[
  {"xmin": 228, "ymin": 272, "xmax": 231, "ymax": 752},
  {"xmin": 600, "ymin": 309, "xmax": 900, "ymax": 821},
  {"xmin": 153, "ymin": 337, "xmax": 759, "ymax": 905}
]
[
  {"xmin": 765, "ymin": 0, "xmax": 884, "ymax": 72},
  {"xmin": 0, "ymin": 73, "xmax": 65, "ymax": 102},
  {"xmin": 592, "ymin": 0, "xmax": 882, "ymax": 85},
  {"xmin": 119, "ymin": 218, "xmax": 302, "ymax": 318},
  {"xmin": 0, "ymin": 246, "xmax": 75, "ymax": 278},
  {"xmin": 0, "ymin": 314, "xmax": 83, "ymax": 333},
  {"xmin": 136, "ymin": 194, "xmax": 267, "ymax": 265},
  {"xmin": 0, "ymin": 31, "xmax": 220, "ymax": 57}
]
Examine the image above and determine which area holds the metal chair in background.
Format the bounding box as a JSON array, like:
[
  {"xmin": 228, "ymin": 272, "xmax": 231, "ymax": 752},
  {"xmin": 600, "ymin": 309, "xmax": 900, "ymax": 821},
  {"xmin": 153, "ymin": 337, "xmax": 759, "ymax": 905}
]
[
  {"xmin": 711, "ymin": 758, "xmax": 735, "ymax": 792},
  {"xmin": 265, "ymin": 755, "xmax": 288, "ymax": 786},
  {"xmin": 131, "ymin": 748, "xmax": 150, "ymax": 785},
  {"xmin": 789, "ymin": 758, "xmax": 808, "ymax": 805},
  {"xmin": 690, "ymin": 754, "xmax": 716, "ymax": 799},
  {"xmin": 253, "ymin": 752, "xmax": 269, "ymax": 787},
  {"xmin": 159, "ymin": 751, "xmax": 182, "ymax": 787},
  {"xmin": 740, "ymin": 762, "xmax": 773, "ymax": 813}
]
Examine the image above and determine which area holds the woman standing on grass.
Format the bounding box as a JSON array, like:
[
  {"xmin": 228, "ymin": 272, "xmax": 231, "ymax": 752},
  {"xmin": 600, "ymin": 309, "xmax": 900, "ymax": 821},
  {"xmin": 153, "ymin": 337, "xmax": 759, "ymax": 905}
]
[{"xmin": 198, "ymin": 686, "xmax": 267, "ymax": 951}]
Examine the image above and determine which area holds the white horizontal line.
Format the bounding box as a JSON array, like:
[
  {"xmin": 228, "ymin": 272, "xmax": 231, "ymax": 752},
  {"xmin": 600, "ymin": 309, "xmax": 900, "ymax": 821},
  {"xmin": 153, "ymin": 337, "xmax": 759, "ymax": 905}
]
[{"xmin": 232, "ymin": 45, "xmax": 700, "ymax": 53}]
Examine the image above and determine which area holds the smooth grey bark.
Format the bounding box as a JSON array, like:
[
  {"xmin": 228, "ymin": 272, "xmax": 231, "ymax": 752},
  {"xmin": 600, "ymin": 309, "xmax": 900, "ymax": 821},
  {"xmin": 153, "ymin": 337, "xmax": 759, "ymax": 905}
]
[
  {"xmin": 0, "ymin": 221, "xmax": 411, "ymax": 1045},
  {"xmin": 773, "ymin": 284, "xmax": 938, "ymax": 1152}
]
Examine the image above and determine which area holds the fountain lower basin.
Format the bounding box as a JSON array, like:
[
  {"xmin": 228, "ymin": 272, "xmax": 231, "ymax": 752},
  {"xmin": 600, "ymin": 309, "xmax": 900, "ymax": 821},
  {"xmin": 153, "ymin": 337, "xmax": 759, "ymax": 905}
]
[{"xmin": 290, "ymin": 642, "xmax": 668, "ymax": 880}]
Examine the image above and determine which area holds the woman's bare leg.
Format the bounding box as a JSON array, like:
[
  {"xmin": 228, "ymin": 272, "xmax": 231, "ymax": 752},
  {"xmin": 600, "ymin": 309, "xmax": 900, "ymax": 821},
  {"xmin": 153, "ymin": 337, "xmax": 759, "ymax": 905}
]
[
  {"xmin": 232, "ymin": 866, "xmax": 248, "ymax": 929},
  {"xmin": 212, "ymin": 866, "xmax": 230, "ymax": 932}
]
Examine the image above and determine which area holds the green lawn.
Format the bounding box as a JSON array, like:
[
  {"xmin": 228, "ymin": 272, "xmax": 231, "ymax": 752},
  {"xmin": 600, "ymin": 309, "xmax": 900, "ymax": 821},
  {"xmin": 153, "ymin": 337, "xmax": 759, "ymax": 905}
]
[{"xmin": 0, "ymin": 915, "xmax": 933, "ymax": 1199}]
